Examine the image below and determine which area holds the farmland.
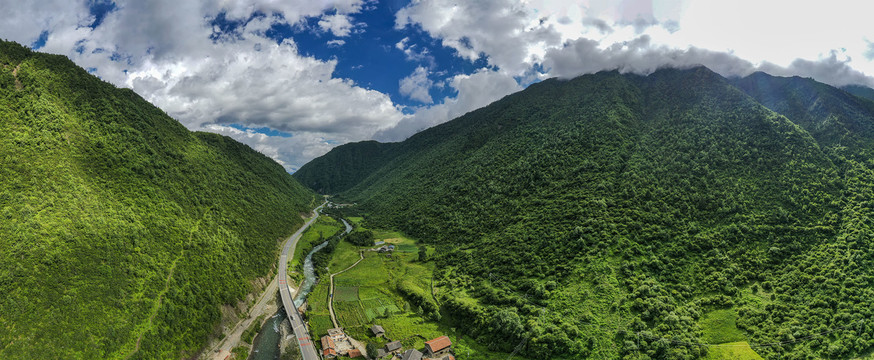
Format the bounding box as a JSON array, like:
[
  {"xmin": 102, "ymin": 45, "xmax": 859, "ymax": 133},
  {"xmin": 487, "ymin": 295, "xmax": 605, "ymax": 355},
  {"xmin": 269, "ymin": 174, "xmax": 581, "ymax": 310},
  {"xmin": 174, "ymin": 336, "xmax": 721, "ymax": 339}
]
[{"xmin": 305, "ymin": 217, "xmax": 521, "ymax": 359}]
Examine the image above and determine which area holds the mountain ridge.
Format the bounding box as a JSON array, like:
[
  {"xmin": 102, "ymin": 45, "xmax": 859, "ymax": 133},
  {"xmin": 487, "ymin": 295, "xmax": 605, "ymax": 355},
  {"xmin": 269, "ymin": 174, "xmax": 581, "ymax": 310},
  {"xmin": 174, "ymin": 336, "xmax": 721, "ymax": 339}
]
[
  {"xmin": 295, "ymin": 66, "xmax": 874, "ymax": 359},
  {"xmin": 0, "ymin": 40, "xmax": 318, "ymax": 359}
]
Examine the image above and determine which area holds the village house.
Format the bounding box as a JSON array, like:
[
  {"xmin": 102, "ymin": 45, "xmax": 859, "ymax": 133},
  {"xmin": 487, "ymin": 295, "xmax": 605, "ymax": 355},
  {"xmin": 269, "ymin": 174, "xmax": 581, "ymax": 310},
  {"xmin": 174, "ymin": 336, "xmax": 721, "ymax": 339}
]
[
  {"xmin": 385, "ymin": 340, "xmax": 403, "ymax": 354},
  {"xmin": 370, "ymin": 324, "xmax": 385, "ymax": 337},
  {"xmin": 327, "ymin": 327, "xmax": 345, "ymax": 340},
  {"xmin": 320, "ymin": 336, "xmax": 337, "ymax": 359},
  {"xmin": 401, "ymin": 348, "xmax": 423, "ymax": 360},
  {"xmin": 375, "ymin": 348, "xmax": 387, "ymax": 358},
  {"xmin": 348, "ymin": 348, "xmax": 362, "ymax": 358},
  {"xmin": 376, "ymin": 244, "xmax": 395, "ymax": 253},
  {"xmin": 424, "ymin": 336, "xmax": 452, "ymax": 357}
]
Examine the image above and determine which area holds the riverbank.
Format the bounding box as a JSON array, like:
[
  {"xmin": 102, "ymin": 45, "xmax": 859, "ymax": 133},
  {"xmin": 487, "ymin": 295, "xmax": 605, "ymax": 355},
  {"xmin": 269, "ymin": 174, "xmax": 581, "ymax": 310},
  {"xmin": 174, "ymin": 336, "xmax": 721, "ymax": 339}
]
[
  {"xmin": 202, "ymin": 273, "xmax": 289, "ymax": 360},
  {"xmin": 199, "ymin": 205, "xmax": 323, "ymax": 360}
]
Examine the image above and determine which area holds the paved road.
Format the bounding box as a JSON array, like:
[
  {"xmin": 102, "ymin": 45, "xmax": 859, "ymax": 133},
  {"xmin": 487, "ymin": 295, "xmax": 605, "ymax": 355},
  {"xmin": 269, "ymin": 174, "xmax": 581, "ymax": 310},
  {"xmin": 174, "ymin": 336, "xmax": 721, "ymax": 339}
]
[{"xmin": 279, "ymin": 202, "xmax": 325, "ymax": 360}]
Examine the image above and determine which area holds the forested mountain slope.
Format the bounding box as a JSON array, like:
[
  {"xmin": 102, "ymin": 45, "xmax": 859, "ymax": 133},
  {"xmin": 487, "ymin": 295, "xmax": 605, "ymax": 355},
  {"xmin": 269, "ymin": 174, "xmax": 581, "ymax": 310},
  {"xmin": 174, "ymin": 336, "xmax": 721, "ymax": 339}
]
[
  {"xmin": 294, "ymin": 140, "xmax": 399, "ymax": 194},
  {"xmin": 295, "ymin": 67, "xmax": 874, "ymax": 359},
  {"xmin": 842, "ymin": 84, "xmax": 874, "ymax": 102},
  {"xmin": 0, "ymin": 41, "xmax": 318, "ymax": 359}
]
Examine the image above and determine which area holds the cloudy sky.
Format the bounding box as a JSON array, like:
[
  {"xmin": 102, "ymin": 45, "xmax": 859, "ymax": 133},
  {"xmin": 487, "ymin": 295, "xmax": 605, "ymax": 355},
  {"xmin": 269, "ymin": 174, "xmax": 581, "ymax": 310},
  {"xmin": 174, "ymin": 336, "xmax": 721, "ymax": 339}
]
[{"xmin": 4, "ymin": 0, "xmax": 874, "ymax": 171}]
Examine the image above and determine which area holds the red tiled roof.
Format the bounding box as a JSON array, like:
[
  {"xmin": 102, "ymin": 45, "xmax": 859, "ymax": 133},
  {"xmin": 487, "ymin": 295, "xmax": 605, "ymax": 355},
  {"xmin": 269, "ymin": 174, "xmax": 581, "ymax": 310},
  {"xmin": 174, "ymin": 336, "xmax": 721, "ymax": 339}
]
[
  {"xmin": 323, "ymin": 348, "xmax": 337, "ymax": 357},
  {"xmin": 425, "ymin": 335, "xmax": 452, "ymax": 352},
  {"xmin": 348, "ymin": 349, "xmax": 362, "ymax": 358},
  {"xmin": 321, "ymin": 336, "xmax": 336, "ymax": 349}
]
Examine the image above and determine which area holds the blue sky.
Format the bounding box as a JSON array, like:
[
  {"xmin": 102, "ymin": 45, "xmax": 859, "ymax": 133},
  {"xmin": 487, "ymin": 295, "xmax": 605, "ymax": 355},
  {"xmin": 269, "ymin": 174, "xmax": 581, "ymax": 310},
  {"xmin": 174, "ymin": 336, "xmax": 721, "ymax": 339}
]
[{"xmin": 5, "ymin": 0, "xmax": 874, "ymax": 171}]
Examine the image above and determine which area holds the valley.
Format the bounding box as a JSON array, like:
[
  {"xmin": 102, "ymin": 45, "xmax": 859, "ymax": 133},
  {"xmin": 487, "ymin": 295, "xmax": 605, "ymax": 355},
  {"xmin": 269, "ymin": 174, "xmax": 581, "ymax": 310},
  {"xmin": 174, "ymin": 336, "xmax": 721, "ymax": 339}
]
[{"xmin": 4, "ymin": 35, "xmax": 874, "ymax": 360}]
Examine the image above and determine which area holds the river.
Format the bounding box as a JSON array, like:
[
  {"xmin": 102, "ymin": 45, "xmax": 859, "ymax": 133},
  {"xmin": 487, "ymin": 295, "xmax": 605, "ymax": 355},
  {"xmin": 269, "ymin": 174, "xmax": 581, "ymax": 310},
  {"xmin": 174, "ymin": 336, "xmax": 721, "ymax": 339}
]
[{"xmin": 248, "ymin": 218, "xmax": 352, "ymax": 360}]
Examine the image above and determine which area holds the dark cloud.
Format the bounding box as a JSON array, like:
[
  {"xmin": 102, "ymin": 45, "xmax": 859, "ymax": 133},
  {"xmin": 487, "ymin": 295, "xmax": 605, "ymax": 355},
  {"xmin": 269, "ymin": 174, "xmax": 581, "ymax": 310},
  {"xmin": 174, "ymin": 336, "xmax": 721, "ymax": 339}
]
[
  {"xmin": 582, "ymin": 18, "xmax": 613, "ymax": 34},
  {"xmin": 543, "ymin": 35, "xmax": 755, "ymax": 79},
  {"xmin": 543, "ymin": 35, "xmax": 874, "ymax": 88},
  {"xmin": 759, "ymin": 53, "xmax": 874, "ymax": 87}
]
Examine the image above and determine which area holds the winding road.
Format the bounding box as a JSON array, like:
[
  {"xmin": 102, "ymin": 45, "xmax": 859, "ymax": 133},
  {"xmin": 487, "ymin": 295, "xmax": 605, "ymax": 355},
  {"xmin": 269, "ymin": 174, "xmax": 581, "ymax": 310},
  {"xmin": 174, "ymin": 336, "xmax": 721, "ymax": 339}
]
[{"xmin": 278, "ymin": 202, "xmax": 325, "ymax": 360}]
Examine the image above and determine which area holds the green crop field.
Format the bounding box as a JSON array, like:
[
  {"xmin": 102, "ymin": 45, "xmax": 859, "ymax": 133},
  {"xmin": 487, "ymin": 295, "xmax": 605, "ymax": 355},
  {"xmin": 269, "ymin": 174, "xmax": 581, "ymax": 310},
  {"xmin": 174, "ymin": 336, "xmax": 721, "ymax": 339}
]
[
  {"xmin": 361, "ymin": 297, "xmax": 400, "ymax": 322},
  {"xmin": 335, "ymin": 301, "xmax": 368, "ymax": 327},
  {"xmin": 301, "ymin": 220, "xmax": 524, "ymax": 359},
  {"xmin": 335, "ymin": 286, "xmax": 359, "ymax": 302}
]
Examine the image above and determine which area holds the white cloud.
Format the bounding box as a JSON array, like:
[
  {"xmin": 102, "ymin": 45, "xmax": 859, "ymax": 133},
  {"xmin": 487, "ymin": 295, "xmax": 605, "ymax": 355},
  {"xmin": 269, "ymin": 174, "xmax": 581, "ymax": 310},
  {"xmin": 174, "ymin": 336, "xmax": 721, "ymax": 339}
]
[
  {"xmin": 203, "ymin": 124, "xmax": 338, "ymax": 172},
  {"xmin": 0, "ymin": 0, "xmax": 91, "ymax": 46},
  {"xmin": 4, "ymin": 0, "xmax": 402, "ymax": 171},
  {"xmin": 6, "ymin": 0, "xmax": 874, "ymax": 171},
  {"xmin": 395, "ymin": 36, "xmax": 435, "ymax": 65},
  {"xmin": 399, "ymin": 66, "xmax": 434, "ymax": 103},
  {"xmin": 395, "ymin": 0, "xmax": 562, "ymax": 75},
  {"xmin": 318, "ymin": 14, "xmax": 357, "ymax": 37},
  {"xmin": 376, "ymin": 68, "xmax": 522, "ymax": 141}
]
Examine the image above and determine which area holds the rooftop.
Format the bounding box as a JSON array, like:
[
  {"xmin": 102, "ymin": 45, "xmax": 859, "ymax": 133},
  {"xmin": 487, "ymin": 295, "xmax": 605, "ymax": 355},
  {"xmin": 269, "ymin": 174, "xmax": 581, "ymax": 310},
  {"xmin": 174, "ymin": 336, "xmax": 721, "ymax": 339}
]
[{"xmin": 425, "ymin": 335, "xmax": 452, "ymax": 353}]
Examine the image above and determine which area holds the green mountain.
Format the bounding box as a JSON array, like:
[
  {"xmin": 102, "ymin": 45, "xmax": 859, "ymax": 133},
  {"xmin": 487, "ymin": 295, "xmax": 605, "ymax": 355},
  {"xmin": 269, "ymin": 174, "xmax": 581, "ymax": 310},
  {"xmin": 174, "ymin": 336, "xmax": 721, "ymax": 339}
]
[
  {"xmin": 842, "ymin": 84, "xmax": 874, "ymax": 102},
  {"xmin": 0, "ymin": 41, "xmax": 318, "ymax": 359},
  {"xmin": 295, "ymin": 67, "xmax": 874, "ymax": 359}
]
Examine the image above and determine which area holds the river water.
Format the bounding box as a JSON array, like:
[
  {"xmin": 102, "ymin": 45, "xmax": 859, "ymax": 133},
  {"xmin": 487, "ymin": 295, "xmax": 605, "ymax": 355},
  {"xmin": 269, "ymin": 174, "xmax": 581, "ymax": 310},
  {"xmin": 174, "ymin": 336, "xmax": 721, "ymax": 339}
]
[{"xmin": 248, "ymin": 218, "xmax": 352, "ymax": 360}]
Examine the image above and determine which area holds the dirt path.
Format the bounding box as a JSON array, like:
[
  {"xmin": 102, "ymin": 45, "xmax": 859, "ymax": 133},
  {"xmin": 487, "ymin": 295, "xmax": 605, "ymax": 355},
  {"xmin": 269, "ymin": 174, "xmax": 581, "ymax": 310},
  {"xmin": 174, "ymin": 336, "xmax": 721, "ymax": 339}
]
[
  {"xmin": 12, "ymin": 64, "xmax": 22, "ymax": 90},
  {"xmin": 326, "ymin": 250, "xmax": 368, "ymax": 358},
  {"xmin": 328, "ymin": 251, "xmax": 364, "ymax": 328}
]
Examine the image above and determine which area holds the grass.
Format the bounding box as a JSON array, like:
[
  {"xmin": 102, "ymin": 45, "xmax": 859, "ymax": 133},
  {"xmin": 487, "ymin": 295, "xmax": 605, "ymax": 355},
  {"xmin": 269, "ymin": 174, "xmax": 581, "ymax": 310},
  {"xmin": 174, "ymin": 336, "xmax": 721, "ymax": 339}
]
[
  {"xmin": 309, "ymin": 315, "xmax": 334, "ymax": 338},
  {"xmin": 230, "ymin": 346, "xmax": 249, "ymax": 360},
  {"xmin": 308, "ymin": 280, "xmax": 333, "ymax": 337},
  {"xmin": 700, "ymin": 309, "xmax": 747, "ymax": 344},
  {"xmin": 704, "ymin": 342, "xmax": 764, "ymax": 360},
  {"xmin": 292, "ymin": 216, "xmax": 343, "ymax": 269},
  {"xmin": 241, "ymin": 314, "xmax": 265, "ymax": 344},
  {"xmin": 328, "ymin": 240, "xmax": 362, "ymax": 273}
]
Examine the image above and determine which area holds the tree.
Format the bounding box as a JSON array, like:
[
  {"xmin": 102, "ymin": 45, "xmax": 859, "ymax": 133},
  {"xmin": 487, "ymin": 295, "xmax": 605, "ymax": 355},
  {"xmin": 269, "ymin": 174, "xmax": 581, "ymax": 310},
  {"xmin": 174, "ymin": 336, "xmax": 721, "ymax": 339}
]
[
  {"xmin": 366, "ymin": 342, "xmax": 379, "ymax": 359},
  {"xmin": 418, "ymin": 246, "xmax": 428, "ymax": 262}
]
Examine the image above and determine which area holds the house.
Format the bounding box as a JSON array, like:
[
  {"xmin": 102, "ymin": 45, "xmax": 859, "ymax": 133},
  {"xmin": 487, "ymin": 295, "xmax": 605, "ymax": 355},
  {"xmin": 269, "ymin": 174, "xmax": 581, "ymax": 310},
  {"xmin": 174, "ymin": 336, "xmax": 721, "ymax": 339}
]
[
  {"xmin": 348, "ymin": 348, "xmax": 362, "ymax": 358},
  {"xmin": 370, "ymin": 324, "xmax": 385, "ymax": 337},
  {"xmin": 376, "ymin": 245, "xmax": 396, "ymax": 253},
  {"xmin": 375, "ymin": 349, "xmax": 387, "ymax": 358},
  {"xmin": 385, "ymin": 340, "xmax": 403, "ymax": 354},
  {"xmin": 321, "ymin": 336, "xmax": 337, "ymax": 359},
  {"xmin": 327, "ymin": 327, "xmax": 345, "ymax": 340},
  {"xmin": 401, "ymin": 348, "xmax": 423, "ymax": 360},
  {"xmin": 425, "ymin": 336, "xmax": 452, "ymax": 357}
]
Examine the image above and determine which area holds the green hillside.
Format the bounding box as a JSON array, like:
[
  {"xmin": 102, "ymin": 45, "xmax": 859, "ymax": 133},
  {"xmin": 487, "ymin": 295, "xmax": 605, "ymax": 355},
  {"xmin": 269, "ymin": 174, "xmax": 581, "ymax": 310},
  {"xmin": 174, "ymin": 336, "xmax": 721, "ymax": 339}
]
[
  {"xmin": 0, "ymin": 41, "xmax": 318, "ymax": 359},
  {"xmin": 294, "ymin": 140, "xmax": 399, "ymax": 194},
  {"xmin": 842, "ymin": 84, "xmax": 874, "ymax": 102},
  {"xmin": 295, "ymin": 67, "xmax": 874, "ymax": 359}
]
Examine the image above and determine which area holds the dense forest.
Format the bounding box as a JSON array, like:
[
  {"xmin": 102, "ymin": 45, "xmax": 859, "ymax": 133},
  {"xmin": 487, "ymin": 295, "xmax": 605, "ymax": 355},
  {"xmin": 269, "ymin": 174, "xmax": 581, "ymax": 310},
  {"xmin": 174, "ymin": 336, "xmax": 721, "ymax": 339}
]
[
  {"xmin": 0, "ymin": 41, "xmax": 318, "ymax": 359},
  {"xmin": 295, "ymin": 67, "xmax": 874, "ymax": 359}
]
